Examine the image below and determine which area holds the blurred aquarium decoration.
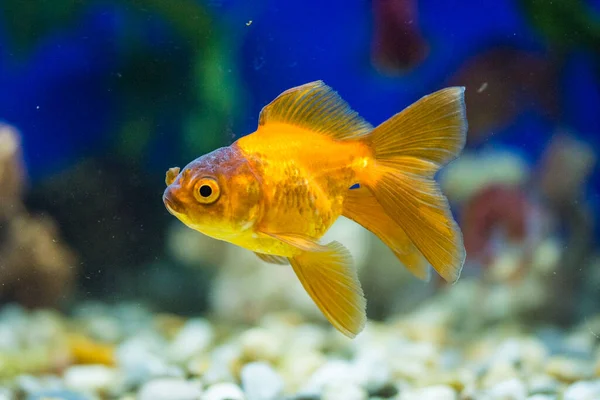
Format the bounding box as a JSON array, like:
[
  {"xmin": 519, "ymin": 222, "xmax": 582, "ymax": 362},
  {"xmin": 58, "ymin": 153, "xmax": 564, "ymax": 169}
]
[{"xmin": 1, "ymin": 0, "xmax": 600, "ymax": 399}]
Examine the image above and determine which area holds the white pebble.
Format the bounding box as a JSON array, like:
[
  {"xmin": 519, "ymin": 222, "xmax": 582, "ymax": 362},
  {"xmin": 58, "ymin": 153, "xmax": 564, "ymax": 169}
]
[
  {"xmin": 399, "ymin": 385, "xmax": 457, "ymax": 400},
  {"xmin": 0, "ymin": 324, "xmax": 19, "ymax": 351},
  {"xmin": 0, "ymin": 388, "xmax": 14, "ymax": 400},
  {"xmin": 63, "ymin": 365, "xmax": 118, "ymax": 392},
  {"xmin": 527, "ymin": 395, "xmax": 556, "ymax": 400},
  {"xmin": 203, "ymin": 383, "xmax": 245, "ymax": 400},
  {"xmin": 545, "ymin": 357, "xmax": 594, "ymax": 382},
  {"xmin": 202, "ymin": 343, "xmax": 241, "ymax": 385},
  {"xmin": 527, "ymin": 374, "xmax": 559, "ymax": 394},
  {"xmin": 138, "ymin": 378, "xmax": 203, "ymax": 400},
  {"xmin": 351, "ymin": 347, "xmax": 391, "ymax": 391},
  {"xmin": 239, "ymin": 328, "xmax": 283, "ymax": 361},
  {"xmin": 322, "ymin": 382, "xmax": 367, "ymax": 400},
  {"xmin": 299, "ymin": 360, "xmax": 355, "ymax": 396},
  {"xmin": 117, "ymin": 334, "xmax": 184, "ymax": 386},
  {"xmin": 85, "ymin": 315, "xmax": 121, "ymax": 342},
  {"xmin": 167, "ymin": 319, "xmax": 214, "ymax": 363},
  {"xmin": 241, "ymin": 362, "xmax": 283, "ymax": 400},
  {"xmin": 486, "ymin": 378, "xmax": 527, "ymax": 400},
  {"xmin": 564, "ymin": 380, "xmax": 600, "ymax": 400}
]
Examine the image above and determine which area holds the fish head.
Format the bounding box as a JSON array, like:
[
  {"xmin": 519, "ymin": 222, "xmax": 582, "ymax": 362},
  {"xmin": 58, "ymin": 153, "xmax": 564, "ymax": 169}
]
[{"xmin": 163, "ymin": 146, "xmax": 262, "ymax": 240}]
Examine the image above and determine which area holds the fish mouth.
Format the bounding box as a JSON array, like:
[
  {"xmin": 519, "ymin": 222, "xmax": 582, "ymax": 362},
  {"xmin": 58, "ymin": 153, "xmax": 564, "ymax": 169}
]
[{"xmin": 163, "ymin": 190, "xmax": 185, "ymax": 215}]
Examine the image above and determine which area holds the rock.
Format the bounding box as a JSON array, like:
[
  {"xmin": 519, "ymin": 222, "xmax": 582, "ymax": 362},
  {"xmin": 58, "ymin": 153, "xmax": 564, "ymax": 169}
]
[
  {"xmin": 0, "ymin": 322, "xmax": 19, "ymax": 352},
  {"xmin": 351, "ymin": 352, "xmax": 391, "ymax": 393},
  {"xmin": 491, "ymin": 338, "xmax": 548, "ymax": 373},
  {"xmin": 299, "ymin": 360, "xmax": 355, "ymax": 396},
  {"xmin": 202, "ymin": 343, "xmax": 242, "ymax": 385},
  {"xmin": 279, "ymin": 350, "xmax": 326, "ymax": 392},
  {"xmin": 416, "ymin": 369, "xmax": 475, "ymax": 393},
  {"xmin": 63, "ymin": 365, "xmax": 118, "ymax": 393},
  {"xmin": 485, "ymin": 378, "xmax": 527, "ymax": 400},
  {"xmin": 0, "ymin": 389, "xmax": 13, "ymax": 400},
  {"xmin": 240, "ymin": 361, "xmax": 284, "ymax": 400},
  {"xmin": 545, "ymin": 357, "xmax": 594, "ymax": 382},
  {"xmin": 16, "ymin": 375, "xmax": 64, "ymax": 394},
  {"xmin": 322, "ymin": 381, "xmax": 367, "ymax": 400},
  {"xmin": 239, "ymin": 327, "xmax": 283, "ymax": 362},
  {"xmin": 388, "ymin": 340, "xmax": 440, "ymax": 382},
  {"xmin": 562, "ymin": 331, "xmax": 596, "ymax": 359},
  {"xmin": 25, "ymin": 390, "xmax": 90, "ymax": 400},
  {"xmin": 527, "ymin": 374, "xmax": 559, "ymax": 396},
  {"xmin": 563, "ymin": 381, "xmax": 600, "ymax": 400},
  {"xmin": 167, "ymin": 318, "xmax": 214, "ymax": 363},
  {"xmin": 116, "ymin": 334, "xmax": 184, "ymax": 387},
  {"xmin": 138, "ymin": 378, "xmax": 203, "ymax": 400},
  {"xmin": 481, "ymin": 361, "xmax": 521, "ymax": 388},
  {"xmin": 398, "ymin": 385, "xmax": 457, "ymax": 400},
  {"xmin": 83, "ymin": 315, "xmax": 122, "ymax": 343},
  {"xmin": 203, "ymin": 383, "xmax": 245, "ymax": 400}
]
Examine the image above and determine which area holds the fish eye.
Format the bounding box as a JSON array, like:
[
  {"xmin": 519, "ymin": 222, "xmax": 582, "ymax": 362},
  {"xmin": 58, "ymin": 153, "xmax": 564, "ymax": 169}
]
[{"xmin": 194, "ymin": 177, "xmax": 220, "ymax": 204}]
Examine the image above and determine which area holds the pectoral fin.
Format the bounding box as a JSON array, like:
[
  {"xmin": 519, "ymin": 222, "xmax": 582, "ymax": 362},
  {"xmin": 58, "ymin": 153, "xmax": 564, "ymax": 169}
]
[
  {"xmin": 254, "ymin": 252, "xmax": 288, "ymax": 265},
  {"xmin": 260, "ymin": 231, "xmax": 330, "ymax": 252}
]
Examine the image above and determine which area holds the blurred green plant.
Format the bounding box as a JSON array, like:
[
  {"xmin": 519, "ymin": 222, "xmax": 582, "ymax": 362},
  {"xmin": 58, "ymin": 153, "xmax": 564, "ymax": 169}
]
[
  {"xmin": 520, "ymin": 0, "xmax": 600, "ymax": 52},
  {"xmin": 0, "ymin": 0, "xmax": 239, "ymax": 164}
]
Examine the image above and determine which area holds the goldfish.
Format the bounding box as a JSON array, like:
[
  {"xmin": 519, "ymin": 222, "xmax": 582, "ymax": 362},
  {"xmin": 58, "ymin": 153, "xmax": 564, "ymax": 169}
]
[{"xmin": 163, "ymin": 81, "xmax": 467, "ymax": 338}]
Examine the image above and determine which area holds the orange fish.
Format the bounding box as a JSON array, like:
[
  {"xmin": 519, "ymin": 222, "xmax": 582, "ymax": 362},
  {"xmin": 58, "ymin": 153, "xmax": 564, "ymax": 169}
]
[{"xmin": 163, "ymin": 81, "xmax": 467, "ymax": 338}]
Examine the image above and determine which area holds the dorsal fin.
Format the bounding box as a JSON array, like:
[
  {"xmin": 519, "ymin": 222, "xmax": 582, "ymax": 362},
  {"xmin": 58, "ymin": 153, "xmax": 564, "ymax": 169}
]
[{"xmin": 258, "ymin": 80, "xmax": 373, "ymax": 141}]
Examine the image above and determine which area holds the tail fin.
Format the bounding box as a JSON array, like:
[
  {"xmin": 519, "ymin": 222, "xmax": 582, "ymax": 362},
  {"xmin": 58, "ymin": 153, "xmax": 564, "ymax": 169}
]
[
  {"xmin": 358, "ymin": 87, "xmax": 467, "ymax": 283},
  {"xmin": 343, "ymin": 187, "xmax": 431, "ymax": 281}
]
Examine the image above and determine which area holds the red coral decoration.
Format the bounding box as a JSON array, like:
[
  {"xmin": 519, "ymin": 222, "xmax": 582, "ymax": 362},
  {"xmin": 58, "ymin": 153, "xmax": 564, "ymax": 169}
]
[{"xmin": 461, "ymin": 184, "xmax": 530, "ymax": 266}]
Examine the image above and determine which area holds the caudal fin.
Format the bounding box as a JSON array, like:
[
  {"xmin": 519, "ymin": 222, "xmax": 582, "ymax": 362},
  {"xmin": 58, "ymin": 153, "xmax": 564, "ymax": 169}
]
[
  {"xmin": 342, "ymin": 187, "xmax": 431, "ymax": 281},
  {"xmin": 359, "ymin": 87, "xmax": 467, "ymax": 283}
]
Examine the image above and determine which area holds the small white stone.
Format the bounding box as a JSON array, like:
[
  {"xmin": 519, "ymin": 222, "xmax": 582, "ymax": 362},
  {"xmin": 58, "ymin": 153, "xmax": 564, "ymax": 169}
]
[
  {"xmin": 399, "ymin": 385, "xmax": 457, "ymax": 400},
  {"xmin": 527, "ymin": 395, "xmax": 556, "ymax": 400},
  {"xmin": 15, "ymin": 375, "xmax": 62, "ymax": 394},
  {"xmin": 203, "ymin": 383, "xmax": 245, "ymax": 400},
  {"xmin": 63, "ymin": 365, "xmax": 118, "ymax": 393},
  {"xmin": 138, "ymin": 378, "xmax": 203, "ymax": 400},
  {"xmin": 241, "ymin": 362, "xmax": 283, "ymax": 400},
  {"xmin": 322, "ymin": 381, "xmax": 367, "ymax": 400},
  {"xmin": 167, "ymin": 319, "xmax": 214, "ymax": 363},
  {"xmin": 117, "ymin": 334, "xmax": 184, "ymax": 386},
  {"xmin": 481, "ymin": 361, "xmax": 520, "ymax": 388},
  {"xmin": 527, "ymin": 374, "xmax": 559, "ymax": 395},
  {"xmin": 202, "ymin": 343, "xmax": 242, "ymax": 385},
  {"xmin": 0, "ymin": 323, "xmax": 18, "ymax": 351},
  {"xmin": 279, "ymin": 350, "xmax": 325, "ymax": 392},
  {"xmin": 85, "ymin": 315, "xmax": 122, "ymax": 342},
  {"xmin": 239, "ymin": 328, "xmax": 283, "ymax": 362},
  {"xmin": 0, "ymin": 388, "xmax": 14, "ymax": 400},
  {"xmin": 545, "ymin": 357, "xmax": 594, "ymax": 382},
  {"xmin": 486, "ymin": 378, "xmax": 527, "ymax": 400},
  {"xmin": 350, "ymin": 347, "xmax": 391, "ymax": 392},
  {"xmin": 299, "ymin": 360, "xmax": 355, "ymax": 396},
  {"xmin": 491, "ymin": 338, "xmax": 548, "ymax": 372},
  {"xmin": 563, "ymin": 380, "xmax": 600, "ymax": 400}
]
